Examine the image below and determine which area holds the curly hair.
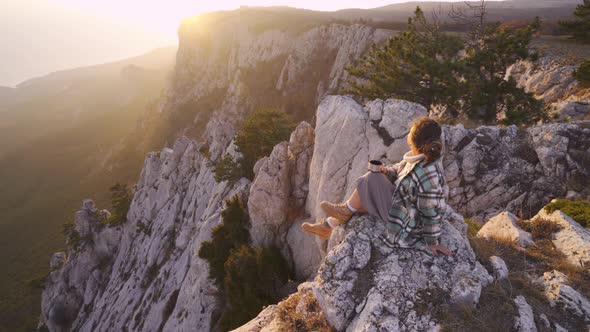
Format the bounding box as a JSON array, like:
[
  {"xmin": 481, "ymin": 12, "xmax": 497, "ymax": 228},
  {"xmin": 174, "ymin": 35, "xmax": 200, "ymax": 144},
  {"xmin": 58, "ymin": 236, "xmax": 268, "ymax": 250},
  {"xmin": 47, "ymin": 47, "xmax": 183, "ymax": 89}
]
[{"xmin": 408, "ymin": 117, "xmax": 443, "ymax": 162}]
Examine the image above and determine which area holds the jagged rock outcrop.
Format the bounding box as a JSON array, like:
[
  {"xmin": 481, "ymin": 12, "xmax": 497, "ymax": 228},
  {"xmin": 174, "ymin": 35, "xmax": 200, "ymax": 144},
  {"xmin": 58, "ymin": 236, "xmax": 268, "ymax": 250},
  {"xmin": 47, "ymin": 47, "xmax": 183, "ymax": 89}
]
[
  {"xmin": 444, "ymin": 121, "xmax": 590, "ymax": 220},
  {"xmin": 508, "ymin": 55, "xmax": 590, "ymax": 120},
  {"xmin": 514, "ymin": 296, "xmax": 537, "ymax": 332},
  {"xmin": 41, "ymin": 138, "xmax": 250, "ymax": 331},
  {"xmin": 534, "ymin": 270, "xmax": 590, "ymax": 322},
  {"xmin": 530, "ymin": 205, "xmax": 590, "ymax": 267},
  {"xmin": 41, "ymin": 200, "xmax": 121, "ymax": 332},
  {"xmin": 312, "ymin": 214, "xmax": 491, "ymax": 331},
  {"xmin": 476, "ymin": 212, "xmax": 533, "ymax": 247},
  {"xmin": 306, "ymin": 97, "xmax": 428, "ymax": 219},
  {"xmin": 43, "ymin": 92, "xmax": 590, "ymax": 331},
  {"xmin": 248, "ymin": 121, "xmax": 322, "ymax": 279},
  {"xmin": 306, "ymin": 95, "xmax": 590, "ymax": 222}
]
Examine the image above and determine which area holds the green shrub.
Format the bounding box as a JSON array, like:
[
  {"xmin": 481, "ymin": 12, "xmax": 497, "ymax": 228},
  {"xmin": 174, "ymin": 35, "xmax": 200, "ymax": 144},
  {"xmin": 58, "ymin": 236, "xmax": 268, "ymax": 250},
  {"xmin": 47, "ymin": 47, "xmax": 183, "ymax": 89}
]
[
  {"xmin": 219, "ymin": 245, "xmax": 291, "ymax": 330},
  {"xmin": 214, "ymin": 154, "xmax": 243, "ymax": 184},
  {"xmin": 573, "ymin": 59, "xmax": 590, "ymax": 88},
  {"xmin": 198, "ymin": 195, "xmax": 251, "ymax": 285},
  {"xmin": 199, "ymin": 195, "xmax": 292, "ymax": 330},
  {"xmin": 464, "ymin": 218, "xmax": 481, "ymax": 238},
  {"xmin": 103, "ymin": 183, "xmax": 133, "ymax": 226},
  {"xmin": 234, "ymin": 108, "xmax": 294, "ymax": 180},
  {"xmin": 544, "ymin": 199, "xmax": 590, "ymax": 227},
  {"xmin": 61, "ymin": 222, "xmax": 81, "ymax": 250}
]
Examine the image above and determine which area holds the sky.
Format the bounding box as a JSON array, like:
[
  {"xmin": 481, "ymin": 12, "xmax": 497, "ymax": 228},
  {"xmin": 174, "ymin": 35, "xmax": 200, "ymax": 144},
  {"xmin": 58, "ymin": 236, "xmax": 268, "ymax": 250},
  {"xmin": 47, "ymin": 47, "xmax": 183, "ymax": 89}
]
[{"xmin": 0, "ymin": 0, "xmax": 472, "ymax": 86}]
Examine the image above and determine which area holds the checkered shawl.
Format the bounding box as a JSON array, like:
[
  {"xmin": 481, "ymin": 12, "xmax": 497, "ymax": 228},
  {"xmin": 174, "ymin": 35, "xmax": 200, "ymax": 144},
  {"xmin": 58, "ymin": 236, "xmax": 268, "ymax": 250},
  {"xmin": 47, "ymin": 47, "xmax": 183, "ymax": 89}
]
[{"xmin": 382, "ymin": 159, "xmax": 447, "ymax": 249}]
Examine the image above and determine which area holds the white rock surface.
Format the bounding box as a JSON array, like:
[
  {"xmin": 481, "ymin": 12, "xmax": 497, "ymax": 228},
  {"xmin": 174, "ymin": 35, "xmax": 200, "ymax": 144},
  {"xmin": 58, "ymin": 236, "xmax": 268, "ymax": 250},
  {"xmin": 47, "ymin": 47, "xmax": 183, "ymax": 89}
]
[
  {"xmin": 490, "ymin": 256, "xmax": 509, "ymax": 280},
  {"xmin": 248, "ymin": 121, "xmax": 321, "ymax": 279},
  {"xmin": 508, "ymin": 55, "xmax": 590, "ymax": 120},
  {"xmin": 41, "ymin": 138, "xmax": 251, "ymax": 332},
  {"xmin": 514, "ymin": 295, "xmax": 537, "ymax": 332},
  {"xmin": 476, "ymin": 212, "xmax": 533, "ymax": 247},
  {"xmin": 249, "ymin": 141, "xmax": 290, "ymax": 248},
  {"xmin": 531, "ymin": 205, "xmax": 590, "ymax": 268},
  {"xmin": 312, "ymin": 214, "xmax": 492, "ymax": 331},
  {"xmin": 306, "ymin": 96, "xmax": 427, "ymax": 219},
  {"xmin": 535, "ymin": 270, "xmax": 590, "ymax": 322}
]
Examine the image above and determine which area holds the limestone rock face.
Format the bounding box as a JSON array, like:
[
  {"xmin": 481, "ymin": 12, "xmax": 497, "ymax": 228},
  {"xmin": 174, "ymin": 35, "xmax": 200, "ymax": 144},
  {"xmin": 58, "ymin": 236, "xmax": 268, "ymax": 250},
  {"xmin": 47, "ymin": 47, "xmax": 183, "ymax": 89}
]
[
  {"xmin": 312, "ymin": 214, "xmax": 491, "ymax": 331},
  {"xmin": 306, "ymin": 96, "xmax": 590, "ymax": 224},
  {"xmin": 306, "ymin": 96, "xmax": 427, "ymax": 219},
  {"xmin": 531, "ymin": 206, "xmax": 590, "ymax": 267},
  {"xmin": 534, "ymin": 270, "xmax": 590, "ymax": 322},
  {"xmin": 162, "ymin": 9, "xmax": 393, "ymax": 160},
  {"xmin": 41, "ymin": 138, "xmax": 250, "ymax": 332},
  {"xmin": 444, "ymin": 121, "xmax": 590, "ymax": 221},
  {"xmin": 508, "ymin": 55, "xmax": 590, "ymax": 120},
  {"xmin": 41, "ymin": 200, "xmax": 120, "ymax": 332},
  {"xmin": 476, "ymin": 212, "xmax": 533, "ymax": 247},
  {"xmin": 249, "ymin": 141, "xmax": 290, "ymax": 248},
  {"xmin": 248, "ymin": 121, "xmax": 321, "ymax": 279}
]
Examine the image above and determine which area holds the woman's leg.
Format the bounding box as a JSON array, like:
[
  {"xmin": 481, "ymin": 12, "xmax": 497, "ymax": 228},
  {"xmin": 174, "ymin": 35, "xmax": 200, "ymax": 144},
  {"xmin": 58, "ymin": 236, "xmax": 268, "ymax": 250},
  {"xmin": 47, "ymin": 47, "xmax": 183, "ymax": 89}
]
[{"xmin": 347, "ymin": 189, "xmax": 363, "ymax": 211}]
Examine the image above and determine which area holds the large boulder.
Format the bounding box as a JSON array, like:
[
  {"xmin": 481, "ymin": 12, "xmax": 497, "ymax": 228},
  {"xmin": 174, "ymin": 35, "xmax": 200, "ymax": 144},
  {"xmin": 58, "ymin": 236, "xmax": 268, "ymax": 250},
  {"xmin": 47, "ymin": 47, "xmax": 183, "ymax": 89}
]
[
  {"xmin": 247, "ymin": 121, "xmax": 322, "ymax": 279},
  {"xmin": 312, "ymin": 214, "xmax": 492, "ymax": 331},
  {"xmin": 476, "ymin": 212, "xmax": 533, "ymax": 248},
  {"xmin": 306, "ymin": 96, "xmax": 427, "ymax": 219},
  {"xmin": 530, "ymin": 205, "xmax": 590, "ymax": 268},
  {"xmin": 534, "ymin": 270, "xmax": 590, "ymax": 322}
]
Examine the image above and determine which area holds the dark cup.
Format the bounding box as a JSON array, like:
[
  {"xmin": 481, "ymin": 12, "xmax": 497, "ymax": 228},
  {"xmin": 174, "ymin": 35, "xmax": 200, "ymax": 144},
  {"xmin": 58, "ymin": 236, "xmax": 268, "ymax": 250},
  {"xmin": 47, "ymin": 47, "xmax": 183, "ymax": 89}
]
[{"xmin": 368, "ymin": 160, "xmax": 383, "ymax": 173}]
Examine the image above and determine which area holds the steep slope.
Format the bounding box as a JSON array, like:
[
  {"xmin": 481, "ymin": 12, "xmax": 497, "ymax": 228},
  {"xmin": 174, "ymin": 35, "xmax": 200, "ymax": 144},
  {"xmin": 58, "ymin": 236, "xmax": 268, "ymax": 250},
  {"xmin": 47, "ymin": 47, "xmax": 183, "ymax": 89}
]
[
  {"xmin": 110, "ymin": 7, "xmax": 393, "ymax": 166},
  {"xmin": 0, "ymin": 47, "xmax": 175, "ymax": 331}
]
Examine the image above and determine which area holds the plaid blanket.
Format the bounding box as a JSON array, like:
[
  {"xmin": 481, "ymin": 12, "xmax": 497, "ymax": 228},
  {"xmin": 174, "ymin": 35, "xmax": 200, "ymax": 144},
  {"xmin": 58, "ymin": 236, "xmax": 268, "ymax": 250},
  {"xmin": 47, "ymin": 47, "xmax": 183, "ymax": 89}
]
[{"xmin": 382, "ymin": 159, "xmax": 447, "ymax": 249}]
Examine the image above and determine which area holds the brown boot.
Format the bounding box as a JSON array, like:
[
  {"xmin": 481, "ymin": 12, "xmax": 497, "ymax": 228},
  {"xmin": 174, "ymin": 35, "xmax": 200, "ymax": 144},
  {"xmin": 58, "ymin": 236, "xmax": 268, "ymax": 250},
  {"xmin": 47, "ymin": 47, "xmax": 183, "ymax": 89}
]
[
  {"xmin": 320, "ymin": 201, "xmax": 353, "ymax": 223},
  {"xmin": 301, "ymin": 219, "xmax": 332, "ymax": 241}
]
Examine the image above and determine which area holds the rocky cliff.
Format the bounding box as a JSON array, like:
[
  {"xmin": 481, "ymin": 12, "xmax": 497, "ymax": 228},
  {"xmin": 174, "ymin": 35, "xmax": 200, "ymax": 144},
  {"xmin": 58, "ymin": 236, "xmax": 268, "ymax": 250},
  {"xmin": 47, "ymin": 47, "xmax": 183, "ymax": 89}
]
[
  {"xmin": 38, "ymin": 8, "xmax": 590, "ymax": 331},
  {"xmin": 508, "ymin": 54, "xmax": 590, "ymax": 121},
  {"xmin": 115, "ymin": 7, "xmax": 393, "ymax": 164},
  {"xmin": 41, "ymin": 94, "xmax": 590, "ymax": 331}
]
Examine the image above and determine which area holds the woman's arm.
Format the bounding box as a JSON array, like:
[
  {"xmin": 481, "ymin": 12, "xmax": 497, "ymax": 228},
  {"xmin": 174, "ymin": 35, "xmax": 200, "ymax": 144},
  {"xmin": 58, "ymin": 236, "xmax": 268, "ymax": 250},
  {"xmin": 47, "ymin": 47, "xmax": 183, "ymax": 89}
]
[{"xmin": 382, "ymin": 162, "xmax": 402, "ymax": 183}]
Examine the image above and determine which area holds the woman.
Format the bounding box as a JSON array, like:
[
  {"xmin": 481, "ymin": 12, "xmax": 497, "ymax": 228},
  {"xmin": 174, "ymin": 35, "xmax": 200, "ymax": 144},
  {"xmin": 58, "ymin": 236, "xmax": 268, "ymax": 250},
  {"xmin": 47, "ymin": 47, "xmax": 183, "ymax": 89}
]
[{"xmin": 302, "ymin": 117, "xmax": 453, "ymax": 256}]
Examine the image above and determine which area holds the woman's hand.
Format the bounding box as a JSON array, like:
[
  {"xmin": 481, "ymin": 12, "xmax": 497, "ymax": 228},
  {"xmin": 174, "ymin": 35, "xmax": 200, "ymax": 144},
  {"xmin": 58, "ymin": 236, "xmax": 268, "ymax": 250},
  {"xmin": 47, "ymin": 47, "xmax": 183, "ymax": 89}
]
[{"xmin": 428, "ymin": 244, "xmax": 454, "ymax": 257}]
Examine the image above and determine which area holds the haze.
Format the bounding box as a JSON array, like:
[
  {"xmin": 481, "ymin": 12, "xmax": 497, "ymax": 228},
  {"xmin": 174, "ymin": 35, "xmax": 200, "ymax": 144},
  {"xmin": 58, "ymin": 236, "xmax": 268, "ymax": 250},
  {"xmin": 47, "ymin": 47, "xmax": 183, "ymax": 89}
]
[{"xmin": 1, "ymin": 0, "xmax": 490, "ymax": 87}]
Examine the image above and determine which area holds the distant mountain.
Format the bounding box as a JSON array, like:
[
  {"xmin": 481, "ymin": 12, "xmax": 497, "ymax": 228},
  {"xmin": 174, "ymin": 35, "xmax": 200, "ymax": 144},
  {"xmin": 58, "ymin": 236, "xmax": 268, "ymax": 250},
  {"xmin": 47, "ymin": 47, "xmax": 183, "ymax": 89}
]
[
  {"xmin": 0, "ymin": 47, "xmax": 176, "ymax": 155},
  {"xmin": 0, "ymin": 46, "xmax": 175, "ymax": 331},
  {"xmin": 333, "ymin": 0, "xmax": 578, "ymax": 22}
]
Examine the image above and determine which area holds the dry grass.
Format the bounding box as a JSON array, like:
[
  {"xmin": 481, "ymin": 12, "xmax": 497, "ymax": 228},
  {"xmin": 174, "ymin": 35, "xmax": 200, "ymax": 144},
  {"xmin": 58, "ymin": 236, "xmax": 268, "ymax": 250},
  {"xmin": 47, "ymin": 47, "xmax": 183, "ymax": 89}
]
[
  {"xmin": 517, "ymin": 218, "xmax": 562, "ymax": 241},
  {"xmin": 465, "ymin": 233, "xmax": 590, "ymax": 331},
  {"xmin": 275, "ymin": 291, "xmax": 334, "ymax": 332},
  {"xmin": 435, "ymin": 215, "xmax": 590, "ymax": 331}
]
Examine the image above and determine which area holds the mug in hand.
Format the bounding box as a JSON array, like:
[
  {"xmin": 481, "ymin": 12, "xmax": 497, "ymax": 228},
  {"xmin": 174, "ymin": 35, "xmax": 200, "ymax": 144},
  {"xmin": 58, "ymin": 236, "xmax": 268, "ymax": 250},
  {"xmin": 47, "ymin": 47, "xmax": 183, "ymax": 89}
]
[{"xmin": 368, "ymin": 160, "xmax": 383, "ymax": 173}]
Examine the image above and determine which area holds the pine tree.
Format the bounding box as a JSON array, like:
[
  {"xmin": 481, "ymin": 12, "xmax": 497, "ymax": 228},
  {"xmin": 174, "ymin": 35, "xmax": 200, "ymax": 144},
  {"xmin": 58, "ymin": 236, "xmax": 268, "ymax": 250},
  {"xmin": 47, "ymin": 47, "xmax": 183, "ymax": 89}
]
[
  {"xmin": 234, "ymin": 108, "xmax": 294, "ymax": 180},
  {"xmin": 345, "ymin": 7, "xmax": 464, "ymax": 114},
  {"xmin": 574, "ymin": 60, "xmax": 590, "ymax": 88},
  {"xmin": 462, "ymin": 18, "xmax": 547, "ymax": 125},
  {"xmin": 559, "ymin": 0, "xmax": 590, "ymax": 42}
]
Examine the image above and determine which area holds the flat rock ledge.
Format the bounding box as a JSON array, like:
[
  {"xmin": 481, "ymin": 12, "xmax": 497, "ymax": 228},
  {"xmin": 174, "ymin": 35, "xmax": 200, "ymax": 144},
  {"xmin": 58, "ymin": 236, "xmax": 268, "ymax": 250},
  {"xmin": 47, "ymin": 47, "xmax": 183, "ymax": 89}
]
[{"xmin": 312, "ymin": 213, "xmax": 492, "ymax": 331}]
